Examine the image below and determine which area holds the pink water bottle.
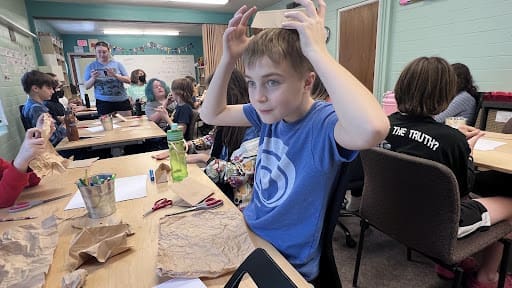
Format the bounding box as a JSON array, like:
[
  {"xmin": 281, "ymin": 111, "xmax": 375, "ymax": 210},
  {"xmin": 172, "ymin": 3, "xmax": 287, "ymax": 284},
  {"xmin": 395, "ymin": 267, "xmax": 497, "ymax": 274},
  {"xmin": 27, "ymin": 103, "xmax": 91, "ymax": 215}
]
[{"xmin": 382, "ymin": 91, "xmax": 398, "ymax": 115}]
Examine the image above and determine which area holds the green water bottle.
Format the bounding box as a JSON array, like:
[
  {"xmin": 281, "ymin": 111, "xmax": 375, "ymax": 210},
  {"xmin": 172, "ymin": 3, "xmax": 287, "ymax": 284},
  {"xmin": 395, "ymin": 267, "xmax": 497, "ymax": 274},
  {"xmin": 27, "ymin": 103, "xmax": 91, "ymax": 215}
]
[{"xmin": 167, "ymin": 123, "xmax": 188, "ymax": 182}]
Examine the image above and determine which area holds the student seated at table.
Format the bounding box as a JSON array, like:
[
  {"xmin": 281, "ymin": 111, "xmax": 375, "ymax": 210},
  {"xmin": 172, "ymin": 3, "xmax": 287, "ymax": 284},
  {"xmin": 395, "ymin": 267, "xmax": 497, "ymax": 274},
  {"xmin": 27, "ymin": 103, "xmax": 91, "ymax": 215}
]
[
  {"xmin": 434, "ymin": 63, "xmax": 478, "ymax": 124},
  {"xmin": 43, "ymin": 72, "xmax": 66, "ymax": 126},
  {"xmin": 169, "ymin": 78, "xmax": 195, "ymax": 141},
  {"xmin": 145, "ymin": 78, "xmax": 174, "ymax": 131},
  {"xmin": 185, "ymin": 75, "xmax": 202, "ymax": 109},
  {"xmin": 385, "ymin": 56, "xmax": 512, "ymax": 288},
  {"xmin": 186, "ymin": 69, "xmax": 258, "ymax": 201},
  {"xmin": 200, "ymin": 0, "xmax": 389, "ymax": 282},
  {"xmin": 127, "ymin": 68, "xmax": 147, "ymax": 114},
  {"xmin": 0, "ymin": 123, "xmax": 48, "ymax": 207},
  {"xmin": 22, "ymin": 70, "xmax": 66, "ymax": 146}
]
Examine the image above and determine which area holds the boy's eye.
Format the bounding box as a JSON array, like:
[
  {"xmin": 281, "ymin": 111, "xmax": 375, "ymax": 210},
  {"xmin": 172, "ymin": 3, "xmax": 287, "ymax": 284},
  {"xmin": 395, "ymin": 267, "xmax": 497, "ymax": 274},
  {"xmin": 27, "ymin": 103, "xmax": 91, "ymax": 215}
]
[
  {"xmin": 266, "ymin": 80, "xmax": 279, "ymax": 87},
  {"xmin": 247, "ymin": 80, "xmax": 256, "ymax": 88}
]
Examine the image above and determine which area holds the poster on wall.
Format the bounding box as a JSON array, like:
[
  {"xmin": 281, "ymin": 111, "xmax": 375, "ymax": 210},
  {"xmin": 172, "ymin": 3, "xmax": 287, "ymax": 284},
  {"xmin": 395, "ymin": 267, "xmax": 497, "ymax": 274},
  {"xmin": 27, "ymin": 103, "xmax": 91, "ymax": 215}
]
[{"xmin": 88, "ymin": 39, "xmax": 98, "ymax": 53}]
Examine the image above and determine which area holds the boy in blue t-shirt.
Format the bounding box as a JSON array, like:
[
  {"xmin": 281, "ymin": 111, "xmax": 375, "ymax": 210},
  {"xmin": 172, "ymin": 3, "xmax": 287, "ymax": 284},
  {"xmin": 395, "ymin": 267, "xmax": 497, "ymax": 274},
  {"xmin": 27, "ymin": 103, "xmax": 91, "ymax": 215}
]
[{"xmin": 200, "ymin": 0, "xmax": 389, "ymax": 281}]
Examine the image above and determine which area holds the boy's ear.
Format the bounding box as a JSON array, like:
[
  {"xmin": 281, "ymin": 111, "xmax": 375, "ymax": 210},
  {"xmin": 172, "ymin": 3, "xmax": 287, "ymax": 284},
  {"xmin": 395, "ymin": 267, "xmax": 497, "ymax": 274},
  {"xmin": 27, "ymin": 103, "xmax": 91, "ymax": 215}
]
[
  {"xmin": 304, "ymin": 72, "xmax": 316, "ymax": 91},
  {"xmin": 30, "ymin": 85, "xmax": 39, "ymax": 94}
]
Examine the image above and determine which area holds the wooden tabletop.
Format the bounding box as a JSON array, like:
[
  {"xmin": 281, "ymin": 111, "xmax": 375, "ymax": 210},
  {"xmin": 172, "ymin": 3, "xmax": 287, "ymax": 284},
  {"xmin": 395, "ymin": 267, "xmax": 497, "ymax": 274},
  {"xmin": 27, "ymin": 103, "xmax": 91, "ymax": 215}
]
[
  {"xmin": 0, "ymin": 152, "xmax": 311, "ymax": 288},
  {"xmin": 56, "ymin": 117, "xmax": 166, "ymax": 151},
  {"xmin": 473, "ymin": 132, "xmax": 512, "ymax": 174}
]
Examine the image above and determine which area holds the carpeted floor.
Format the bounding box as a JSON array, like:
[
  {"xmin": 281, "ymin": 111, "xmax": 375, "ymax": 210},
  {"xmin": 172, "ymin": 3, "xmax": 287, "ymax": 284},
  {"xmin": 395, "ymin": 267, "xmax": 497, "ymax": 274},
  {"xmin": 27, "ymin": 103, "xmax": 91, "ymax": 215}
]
[{"xmin": 333, "ymin": 215, "xmax": 453, "ymax": 288}]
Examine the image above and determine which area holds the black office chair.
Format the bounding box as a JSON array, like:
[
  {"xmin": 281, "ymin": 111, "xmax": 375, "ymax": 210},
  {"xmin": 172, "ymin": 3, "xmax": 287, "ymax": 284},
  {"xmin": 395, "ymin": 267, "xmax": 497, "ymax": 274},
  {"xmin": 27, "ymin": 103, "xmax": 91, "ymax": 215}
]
[
  {"xmin": 352, "ymin": 148, "xmax": 512, "ymax": 288},
  {"xmin": 337, "ymin": 154, "xmax": 364, "ymax": 248},
  {"xmin": 468, "ymin": 92, "xmax": 485, "ymax": 127},
  {"xmin": 19, "ymin": 104, "xmax": 31, "ymax": 131},
  {"xmin": 315, "ymin": 159, "xmax": 354, "ymax": 288},
  {"xmin": 224, "ymin": 248, "xmax": 297, "ymax": 288},
  {"xmin": 185, "ymin": 110, "xmax": 200, "ymax": 141}
]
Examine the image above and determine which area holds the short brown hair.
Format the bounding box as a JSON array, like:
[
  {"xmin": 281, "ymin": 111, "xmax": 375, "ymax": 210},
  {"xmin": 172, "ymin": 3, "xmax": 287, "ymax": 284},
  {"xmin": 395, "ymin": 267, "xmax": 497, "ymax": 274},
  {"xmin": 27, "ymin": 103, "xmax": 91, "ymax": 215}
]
[
  {"xmin": 21, "ymin": 70, "xmax": 57, "ymax": 94},
  {"xmin": 171, "ymin": 78, "xmax": 194, "ymax": 107},
  {"xmin": 243, "ymin": 28, "xmax": 314, "ymax": 77},
  {"xmin": 394, "ymin": 57, "xmax": 456, "ymax": 116}
]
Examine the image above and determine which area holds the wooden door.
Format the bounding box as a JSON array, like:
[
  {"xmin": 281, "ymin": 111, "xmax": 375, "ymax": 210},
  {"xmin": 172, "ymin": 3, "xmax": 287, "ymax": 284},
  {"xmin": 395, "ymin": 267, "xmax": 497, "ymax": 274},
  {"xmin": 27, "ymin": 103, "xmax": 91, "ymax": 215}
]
[{"xmin": 338, "ymin": 1, "xmax": 379, "ymax": 92}]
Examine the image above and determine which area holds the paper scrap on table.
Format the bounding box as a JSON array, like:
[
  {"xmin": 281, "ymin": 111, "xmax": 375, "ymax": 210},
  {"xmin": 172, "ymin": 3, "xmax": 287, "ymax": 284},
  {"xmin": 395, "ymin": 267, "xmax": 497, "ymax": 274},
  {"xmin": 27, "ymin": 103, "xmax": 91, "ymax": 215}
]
[
  {"xmin": 474, "ymin": 139, "xmax": 506, "ymax": 151},
  {"xmin": 120, "ymin": 126, "xmax": 147, "ymax": 132},
  {"xmin": 67, "ymin": 157, "xmax": 100, "ymax": 169},
  {"xmin": 0, "ymin": 216, "xmax": 58, "ymax": 288},
  {"xmin": 251, "ymin": 8, "xmax": 305, "ymax": 29},
  {"xmin": 64, "ymin": 175, "xmax": 147, "ymax": 210},
  {"xmin": 172, "ymin": 177, "xmax": 216, "ymax": 205},
  {"xmin": 85, "ymin": 124, "xmax": 120, "ymax": 133},
  {"xmin": 154, "ymin": 278, "xmax": 206, "ymax": 288}
]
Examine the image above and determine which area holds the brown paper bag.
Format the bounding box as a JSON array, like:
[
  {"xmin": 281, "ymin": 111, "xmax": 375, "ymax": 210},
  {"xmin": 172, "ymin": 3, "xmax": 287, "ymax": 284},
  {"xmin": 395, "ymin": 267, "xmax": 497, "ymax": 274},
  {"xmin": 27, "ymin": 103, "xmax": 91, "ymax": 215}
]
[
  {"xmin": 68, "ymin": 223, "xmax": 134, "ymax": 269},
  {"xmin": 155, "ymin": 163, "xmax": 171, "ymax": 183}
]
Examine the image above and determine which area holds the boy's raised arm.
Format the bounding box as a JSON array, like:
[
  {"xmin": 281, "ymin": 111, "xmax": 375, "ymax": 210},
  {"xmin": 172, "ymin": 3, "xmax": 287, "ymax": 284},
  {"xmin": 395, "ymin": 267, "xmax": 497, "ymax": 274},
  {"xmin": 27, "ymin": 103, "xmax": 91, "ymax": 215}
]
[
  {"xmin": 200, "ymin": 6, "xmax": 256, "ymax": 127},
  {"xmin": 283, "ymin": 0, "xmax": 389, "ymax": 150}
]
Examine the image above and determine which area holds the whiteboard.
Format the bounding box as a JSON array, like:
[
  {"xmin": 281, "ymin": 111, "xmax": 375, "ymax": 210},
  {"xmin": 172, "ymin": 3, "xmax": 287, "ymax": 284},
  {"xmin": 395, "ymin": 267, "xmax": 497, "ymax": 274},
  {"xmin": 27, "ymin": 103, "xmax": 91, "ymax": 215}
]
[{"xmin": 113, "ymin": 54, "xmax": 195, "ymax": 85}]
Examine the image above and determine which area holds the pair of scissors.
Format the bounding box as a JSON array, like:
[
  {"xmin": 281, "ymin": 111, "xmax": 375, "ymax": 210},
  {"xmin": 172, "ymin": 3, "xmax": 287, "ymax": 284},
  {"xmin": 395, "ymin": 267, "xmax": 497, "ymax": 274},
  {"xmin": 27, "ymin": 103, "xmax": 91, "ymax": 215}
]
[
  {"xmin": 8, "ymin": 193, "xmax": 72, "ymax": 213},
  {"xmin": 165, "ymin": 197, "xmax": 224, "ymax": 217},
  {"xmin": 143, "ymin": 198, "xmax": 173, "ymax": 217}
]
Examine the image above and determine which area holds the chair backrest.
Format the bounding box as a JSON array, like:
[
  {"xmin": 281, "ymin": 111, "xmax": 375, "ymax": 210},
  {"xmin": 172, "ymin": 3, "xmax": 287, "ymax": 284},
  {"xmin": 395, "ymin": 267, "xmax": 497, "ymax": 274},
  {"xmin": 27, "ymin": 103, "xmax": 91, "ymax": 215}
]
[
  {"xmin": 316, "ymin": 159, "xmax": 354, "ymax": 288},
  {"xmin": 502, "ymin": 117, "xmax": 512, "ymax": 134},
  {"xmin": 468, "ymin": 92, "xmax": 484, "ymax": 127},
  {"xmin": 19, "ymin": 105, "xmax": 31, "ymax": 131},
  {"xmin": 359, "ymin": 148, "xmax": 460, "ymax": 263},
  {"xmin": 186, "ymin": 110, "xmax": 200, "ymax": 140},
  {"xmin": 224, "ymin": 248, "xmax": 297, "ymax": 288}
]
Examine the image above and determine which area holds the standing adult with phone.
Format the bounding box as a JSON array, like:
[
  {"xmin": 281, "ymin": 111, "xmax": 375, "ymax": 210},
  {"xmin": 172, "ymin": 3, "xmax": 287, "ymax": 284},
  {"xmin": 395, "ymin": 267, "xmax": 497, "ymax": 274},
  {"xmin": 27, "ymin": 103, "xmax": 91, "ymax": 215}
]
[{"xmin": 84, "ymin": 41, "xmax": 132, "ymax": 116}]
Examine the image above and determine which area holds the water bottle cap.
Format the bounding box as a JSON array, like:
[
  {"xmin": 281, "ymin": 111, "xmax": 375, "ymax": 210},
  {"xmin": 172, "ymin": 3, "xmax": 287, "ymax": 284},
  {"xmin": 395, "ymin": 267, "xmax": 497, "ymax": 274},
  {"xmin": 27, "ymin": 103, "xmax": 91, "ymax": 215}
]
[{"xmin": 167, "ymin": 124, "xmax": 183, "ymax": 141}]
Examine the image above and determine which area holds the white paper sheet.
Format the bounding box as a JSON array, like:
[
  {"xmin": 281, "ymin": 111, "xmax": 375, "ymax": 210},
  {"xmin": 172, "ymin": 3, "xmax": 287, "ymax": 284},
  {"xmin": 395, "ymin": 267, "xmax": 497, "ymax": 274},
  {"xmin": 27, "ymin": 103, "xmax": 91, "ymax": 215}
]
[
  {"xmin": 85, "ymin": 124, "xmax": 120, "ymax": 133},
  {"xmin": 474, "ymin": 139, "xmax": 507, "ymax": 151},
  {"xmin": 67, "ymin": 157, "xmax": 99, "ymax": 168},
  {"xmin": 64, "ymin": 175, "xmax": 147, "ymax": 210},
  {"xmin": 154, "ymin": 278, "xmax": 206, "ymax": 288}
]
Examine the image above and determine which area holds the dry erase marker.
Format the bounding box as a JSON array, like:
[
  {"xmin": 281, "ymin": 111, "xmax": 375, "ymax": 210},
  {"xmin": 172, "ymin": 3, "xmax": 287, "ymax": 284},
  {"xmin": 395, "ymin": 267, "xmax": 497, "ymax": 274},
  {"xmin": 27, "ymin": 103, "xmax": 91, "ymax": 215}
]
[{"xmin": 149, "ymin": 169, "xmax": 155, "ymax": 182}]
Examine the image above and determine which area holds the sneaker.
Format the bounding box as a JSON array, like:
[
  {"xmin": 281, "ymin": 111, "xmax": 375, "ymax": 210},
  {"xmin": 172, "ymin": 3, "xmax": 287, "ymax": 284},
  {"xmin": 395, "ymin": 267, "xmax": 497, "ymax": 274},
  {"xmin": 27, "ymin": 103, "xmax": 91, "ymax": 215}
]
[
  {"xmin": 465, "ymin": 273, "xmax": 512, "ymax": 288},
  {"xmin": 346, "ymin": 195, "xmax": 361, "ymax": 212},
  {"xmin": 435, "ymin": 257, "xmax": 479, "ymax": 280}
]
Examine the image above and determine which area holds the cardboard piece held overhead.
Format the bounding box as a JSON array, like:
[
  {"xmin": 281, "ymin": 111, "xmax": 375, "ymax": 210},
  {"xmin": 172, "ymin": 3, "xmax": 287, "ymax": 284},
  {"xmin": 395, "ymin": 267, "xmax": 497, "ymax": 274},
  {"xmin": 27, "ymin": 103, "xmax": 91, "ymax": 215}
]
[{"xmin": 251, "ymin": 8, "xmax": 305, "ymax": 29}]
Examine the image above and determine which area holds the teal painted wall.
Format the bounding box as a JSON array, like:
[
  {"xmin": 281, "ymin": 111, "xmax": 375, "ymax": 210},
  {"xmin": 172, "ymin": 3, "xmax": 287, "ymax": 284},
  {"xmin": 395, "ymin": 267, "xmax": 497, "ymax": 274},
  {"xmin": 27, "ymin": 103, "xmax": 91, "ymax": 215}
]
[
  {"xmin": 0, "ymin": 0, "xmax": 38, "ymax": 160},
  {"xmin": 33, "ymin": 19, "xmax": 61, "ymax": 37},
  {"xmin": 381, "ymin": 0, "xmax": 512, "ymax": 94}
]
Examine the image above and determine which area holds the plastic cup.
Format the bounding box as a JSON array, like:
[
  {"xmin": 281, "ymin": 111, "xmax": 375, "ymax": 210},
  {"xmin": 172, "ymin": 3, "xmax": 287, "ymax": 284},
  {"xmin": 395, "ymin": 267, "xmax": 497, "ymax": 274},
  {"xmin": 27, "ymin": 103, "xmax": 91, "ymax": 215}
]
[
  {"xmin": 101, "ymin": 116, "xmax": 114, "ymax": 131},
  {"xmin": 445, "ymin": 117, "xmax": 466, "ymax": 128},
  {"xmin": 78, "ymin": 173, "xmax": 116, "ymax": 218}
]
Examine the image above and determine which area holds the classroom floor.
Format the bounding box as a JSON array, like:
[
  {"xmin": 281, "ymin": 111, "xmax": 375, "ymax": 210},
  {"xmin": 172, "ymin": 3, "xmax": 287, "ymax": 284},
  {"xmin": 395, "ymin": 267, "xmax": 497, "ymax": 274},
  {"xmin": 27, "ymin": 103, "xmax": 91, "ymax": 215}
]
[{"xmin": 333, "ymin": 215, "xmax": 453, "ymax": 288}]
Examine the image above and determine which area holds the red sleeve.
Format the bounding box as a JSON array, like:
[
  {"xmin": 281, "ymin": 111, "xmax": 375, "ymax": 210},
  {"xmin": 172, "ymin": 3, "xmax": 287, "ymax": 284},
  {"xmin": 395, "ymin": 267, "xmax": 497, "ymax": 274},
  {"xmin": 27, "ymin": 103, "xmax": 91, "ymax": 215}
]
[{"xmin": 0, "ymin": 158, "xmax": 35, "ymax": 208}]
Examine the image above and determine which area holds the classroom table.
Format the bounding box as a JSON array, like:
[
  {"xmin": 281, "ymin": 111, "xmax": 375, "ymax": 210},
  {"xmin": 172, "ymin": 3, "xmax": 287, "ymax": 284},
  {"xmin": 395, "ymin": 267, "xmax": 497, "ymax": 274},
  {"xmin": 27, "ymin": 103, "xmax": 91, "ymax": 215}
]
[
  {"xmin": 56, "ymin": 116, "xmax": 166, "ymax": 157},
  {"xmin": 75, "ymin": 107, "xmax": 99, "ymax": 120},
  {"xmin": 0, "ymin": 152, "xmax": 311, "ymax": 288},
  {"xmin": 472, "ymin": 132, "xmax": 512, "ymax": 174}
]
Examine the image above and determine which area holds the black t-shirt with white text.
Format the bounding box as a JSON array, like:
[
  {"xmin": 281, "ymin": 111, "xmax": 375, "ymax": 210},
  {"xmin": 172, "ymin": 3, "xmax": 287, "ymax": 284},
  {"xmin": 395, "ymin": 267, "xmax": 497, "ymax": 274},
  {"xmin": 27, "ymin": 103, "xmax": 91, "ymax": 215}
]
[{"xmin": 385, "ymin": 112, "xmax": 471, "ymax": 197}]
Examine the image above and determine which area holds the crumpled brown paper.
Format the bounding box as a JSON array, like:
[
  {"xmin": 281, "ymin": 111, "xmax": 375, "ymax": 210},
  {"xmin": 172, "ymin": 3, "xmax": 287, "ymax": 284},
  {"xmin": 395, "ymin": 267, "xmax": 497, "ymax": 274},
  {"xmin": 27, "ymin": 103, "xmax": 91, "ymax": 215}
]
[
  {"xmin": 61, "ymin": 269, "xmax": 88, "ymax": 288},
  {"xmin": 156, "ymin": 209, "xmax": 255, "ymax": 278},
  {"xmin": 0, "ymin": 216, "xmax": 58, "ymax": 288},
  {"xmin": 68, "ymin": 223, "xmax": 134, "ymax": 269},
  {"xmin": 155, "ymin": 163, "xmax": 171, "ymax": 183},
  {"xmin": 29, "ymin": 114, "xmax": 71, "ymax": 177}
]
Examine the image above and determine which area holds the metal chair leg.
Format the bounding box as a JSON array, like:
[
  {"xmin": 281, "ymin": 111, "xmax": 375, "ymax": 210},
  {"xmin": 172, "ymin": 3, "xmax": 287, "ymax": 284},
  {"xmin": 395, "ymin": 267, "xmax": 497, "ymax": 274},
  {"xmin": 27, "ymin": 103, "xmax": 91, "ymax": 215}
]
[
  {"xmin": 352, "ymin": 219, "xmax": 369, "ymax": 287},
  {"xmin": 451, "ymin": 267, "xmax": 464, "ymax": 288},
  {"xmin": 498, "ymin": 239, "xmax": 511, "ymax": 288}
]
